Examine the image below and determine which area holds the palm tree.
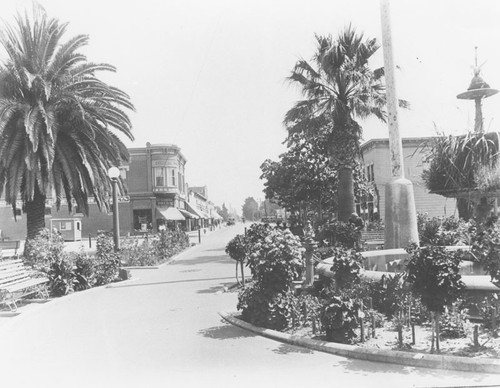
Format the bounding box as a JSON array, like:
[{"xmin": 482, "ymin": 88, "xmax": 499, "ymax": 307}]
[
  {"xmin": 0, "ymin": 5, "xmax": 134, "ymax": 239},
  {"xmin": 285, "ymin": 25, "xmax": 395, "ymax": 222}
]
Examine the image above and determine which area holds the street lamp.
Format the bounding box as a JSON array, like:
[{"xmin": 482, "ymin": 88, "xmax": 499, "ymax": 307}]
[{"xmin": 108, "ymin": 166, "xmax": 121, "ymax": 251}]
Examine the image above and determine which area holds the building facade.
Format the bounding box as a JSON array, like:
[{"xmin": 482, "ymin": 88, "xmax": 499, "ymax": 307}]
[
  {"xmin": 0, "ymin": 143, "xmax": 219, "ymax": 241},
  {"xmin": 359, "ymin": 137, "xmax": 456, "ymax": 222}
]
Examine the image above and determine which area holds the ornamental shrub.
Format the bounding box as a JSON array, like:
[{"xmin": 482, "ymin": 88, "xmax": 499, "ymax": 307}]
[
  {"xmin": 23, "ymin": 228, "xmax": 65, "ymax": 270},
  {"xmin": 237, "ymin": 226, "xmax": 304, "ymax": 330},
  {"xmin": 329, "ymin": 247, "xmax": 363, "ymax": 291},
  {"xmin": 72, "ymin": 251, "xmax": 97, "ymax": 291},
  {"xmin": 320, "ymin": 295, "xmax": 360, "ymax": 343},
  {"xmin": 406, "ymin": 244, "xmax": 465, "ymax": 313},
  {"xmin": 245, "ymin": 228, "xmax": 304, "ymax": 293},
  {"xmin": 470, "ymin": 219, "xmax": 500, "ymax": 287},
  {"xmin": 225, "ymin": 234, "xmax": 247, "ymax": 263},
  {"xmin": 318, "ymin": 220, "xmax": 359, "ymax": 249},
  {"xmin": 94, "ymin": 232, "xmax": 120, "ymax": 286},
  {"xmin": 48, "ymin": 258, "xmax": 75, "ymax": 296},
  {"xmin": 237, "ymin": 284, "xmax": 296, "ymax": 331}
]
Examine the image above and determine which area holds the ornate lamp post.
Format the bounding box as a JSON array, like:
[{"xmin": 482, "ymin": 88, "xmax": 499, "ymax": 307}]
[{"xmin": 108, "ymin": 166, "xmax": 121, "ymax": 252}]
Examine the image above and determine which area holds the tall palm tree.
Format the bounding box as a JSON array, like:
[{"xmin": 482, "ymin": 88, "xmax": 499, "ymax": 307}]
[
  {"xmin": 285, "ymin": 25, "xmax": 395, "ymax": 222},
  {"xmin": 0, "ymin": 5, "xmax": 134, "ymax": 239}
]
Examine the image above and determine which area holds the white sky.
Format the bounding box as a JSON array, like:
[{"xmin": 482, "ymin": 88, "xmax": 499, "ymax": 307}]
[{"xmin": 4, "ymin": 0, "xmax": 500, "ymax": 213}]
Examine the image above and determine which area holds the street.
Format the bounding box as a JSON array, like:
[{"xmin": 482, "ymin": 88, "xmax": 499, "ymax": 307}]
[{"xmin": 0, "ymin": 223, "xmax": 497, "ymax": 388}]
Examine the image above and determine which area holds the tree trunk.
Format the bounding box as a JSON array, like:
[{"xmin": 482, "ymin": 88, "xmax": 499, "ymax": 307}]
[
  {"xmin": 338, "ymin": 166, "xmax": 355, "ymax": 222},
  {"xmin": 25, "ymin": 185, "xmax": 47, "ymax": 240}
]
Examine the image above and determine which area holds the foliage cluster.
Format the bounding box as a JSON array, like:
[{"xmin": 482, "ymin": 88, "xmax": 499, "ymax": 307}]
[
  {"xmin": 120, "ymin": 230, "xmax": 190, "ymax": 267},
  {"xmin": 417, "ymin": 213, "xmax": 470, "ymax": 246},
  {"xmin": 22, "ymin": 229, "xmax": 124, "ymax": 297},
  {"xmin": 422, "ymin": 132, "xmax": 500, "ymax": 195},
  {"xmin": 235, "ymin": 224, "xmax": 304, "ymax": 330}
]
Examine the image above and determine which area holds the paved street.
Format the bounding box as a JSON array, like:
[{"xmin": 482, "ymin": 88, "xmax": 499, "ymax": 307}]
[{"xmin": 0, "ymin": 223, "xmax": 498, "ymax": 388}]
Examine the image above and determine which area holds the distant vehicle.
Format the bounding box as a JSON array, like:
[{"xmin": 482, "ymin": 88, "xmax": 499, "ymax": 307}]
[
  {"xmin": 227, "ymin": 217, "xmax": 236, "ymax": 226},
  {"xmin": 261, "ymin": 216, "xmax": 278, "ymax": 223}
]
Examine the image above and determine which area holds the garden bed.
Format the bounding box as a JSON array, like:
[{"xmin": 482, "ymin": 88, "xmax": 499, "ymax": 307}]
[{"xmin": 285, "ymin": 320, "xmax": 500, "ymax": 359}]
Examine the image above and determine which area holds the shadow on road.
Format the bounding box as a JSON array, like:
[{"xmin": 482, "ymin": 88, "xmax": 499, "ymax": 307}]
[
  {"xmin": 107, "ymin": 276, "xmax": 236, "ymax": 289},
  {"xmin": 197, "ymin": 282, "xmax": 235, "ymax": 294},
  {"xmin": 272, "ymin": 343, "xmax": 314, "ymax": 355},
  {"xmin": 199, "ymin": 324, "xmax": 257, "ymax": 340},
  {"xmin": 170, "ymin": 255, "xmax": 232, "ymax": 266}
]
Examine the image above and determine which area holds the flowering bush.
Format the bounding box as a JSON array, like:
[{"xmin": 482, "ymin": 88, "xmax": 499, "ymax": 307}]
[
  {"xmin": 245, "ymin": 228, "xmax": 304, "ymax": 293},
  {"xmin": 237, "ymin": 226, "xmax": 305, "ymax": 330}
]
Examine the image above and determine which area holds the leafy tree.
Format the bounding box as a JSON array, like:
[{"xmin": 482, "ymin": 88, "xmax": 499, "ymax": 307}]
[
  {"xmin": 285, "ymin": 26, "xmax": 405, "ymax": 221},
  {"xmin": 242, "ymin": 197, "xmax": 259, "ymax": 221},
  {"xmin": 0, "ymin": 5, "xmax": 134, "ymax": 239},
  {"xmin": 406, "ymin": 244, "xmax": 465, "ymax": 352},
  {"xmin": 261, "ymin": 129, "xmax": 369, "ymax": 222},
  {"xmin": 216, "ymin": 203, "xmax": 229, "ymax": 221}
]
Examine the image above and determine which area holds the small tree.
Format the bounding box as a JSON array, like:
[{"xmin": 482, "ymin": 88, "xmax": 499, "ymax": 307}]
[
  {"xmin": 225, "ymin": 234, "xmax": 247, "ymax": 286},
  {"xmin": 406, "ymin": 244, "xmax": 465, "ymax": 352}
]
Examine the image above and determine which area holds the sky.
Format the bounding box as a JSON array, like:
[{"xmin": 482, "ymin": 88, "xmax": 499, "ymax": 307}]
[{"xmin": 3, "ymin": 0, "xmax": 500, "ymax": 214}]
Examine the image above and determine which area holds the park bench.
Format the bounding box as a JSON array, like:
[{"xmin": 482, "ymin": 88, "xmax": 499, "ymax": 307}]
[
  {"xmin": 0, "ymin": 240, "xmax": 21, "ymax": 257},
  {"xmin": 0, "ymin": 259, "xmax": 49, "ymax": 312}
]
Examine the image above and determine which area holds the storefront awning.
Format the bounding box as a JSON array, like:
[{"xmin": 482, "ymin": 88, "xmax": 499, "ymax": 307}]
[
  {"xmin": 185, "ymin": 202, "xmax": 207, "ymax": 219},
  {"xmin": 156, "ymin": 207, "xmax": 185, "ymax": 221},
  {"xmin": 211, "ymin": 212, "xmax": 223, "ymax": 220},
  {"xmin": 179, "ymin": 208, "xmax": 199, "ymax": 219}
]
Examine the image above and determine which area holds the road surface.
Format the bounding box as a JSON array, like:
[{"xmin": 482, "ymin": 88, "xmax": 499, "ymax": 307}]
[{"xmin": 0, "ymin": 223, "xmax": 497, "ymax": 387}]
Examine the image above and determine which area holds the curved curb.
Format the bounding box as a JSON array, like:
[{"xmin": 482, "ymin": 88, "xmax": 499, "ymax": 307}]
[{"xmin": 219, "ymin": 311, "xmax": 500, "ymax": 375}]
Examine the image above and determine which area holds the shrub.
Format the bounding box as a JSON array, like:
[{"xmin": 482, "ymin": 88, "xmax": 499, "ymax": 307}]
[
  {"xmin": 406, "ymin": 244, "xmax": 465, "ymax": 314},
  {"xmin": 245, "ymin": 228, "xmax": 304, "ymax": 293},
  {"xmin": 417, "ymin": 213, "xmax": 470, "ymax": 246},
  {"xmin": 439, "ymin": 302, "xmax": 471, "ymax": 339},
  {"xmin": 225, "ymin": 234, "xmax": 247, "ymax": 263},
  {"xmin": 23, "ymin": 228, "xmax": 65, "ymax": 270},
  {"xmin": 94, "ymin": 232, "xmax": 120, "ymax": 286},
  {"xmin": 236, "ymin": 226, "xmax": 304, "ymax": 330},
  {"xmin": 72, "ymin": 251, "xmax": 97, "ymax": 291},
  {"xmin": 292, "ymin": 293, "xmax": 322, "ymax": 332},
  {"xmin": 320, "ymin": 295, "xmax": 360, "ymax": 343},
  {"xmin": 318, "ymin": 220, "xmax": 359, "ymax": 249},
  {"xmin": 470, "ymin": 220, "xmax": 500, "ymax": 287},
  {"xmin": 237, "ymin": 284, "xmax": 296, "ymax": 331},
  {"xmin": 329, "ymin": 247, "xmax": 362, "ymax": 291},
  {"xmin": 48, "ymin": 258, "xmax": 75, "ymax": 296}
]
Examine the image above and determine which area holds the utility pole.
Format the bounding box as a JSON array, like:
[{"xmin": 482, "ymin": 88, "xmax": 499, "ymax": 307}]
[{"xmin": 380, "ymin": 0, "xmax": 419, "ymax": 248}]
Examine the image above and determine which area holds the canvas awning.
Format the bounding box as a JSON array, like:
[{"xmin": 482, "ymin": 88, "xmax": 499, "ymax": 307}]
[
  {"xmin": 156, "ymin": 207, "xmax": 185, "ymax": 221},
  {"xmin": 211, "ymin": 212, "xmax": 223, "ymax": 220},
  {"xmin": 185, "ymin": 202, "xmax": 207, "ymax": 219},
  {"xmin": 179, "ymin": 208, "xmax": 199, "ymax": 219}
]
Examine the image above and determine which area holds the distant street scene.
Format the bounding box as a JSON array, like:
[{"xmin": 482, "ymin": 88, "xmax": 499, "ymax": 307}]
[{"xmin": 1, "ymin": 1, "xmax": 500, "ymax": 387}]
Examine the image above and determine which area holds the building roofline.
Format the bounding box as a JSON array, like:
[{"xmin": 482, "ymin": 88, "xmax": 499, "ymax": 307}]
[{"xmin": 361, "ymin": 136, "xmax": 437, "ymax": 151}]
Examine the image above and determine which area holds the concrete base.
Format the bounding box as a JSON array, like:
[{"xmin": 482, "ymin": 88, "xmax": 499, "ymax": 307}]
[{"xmin": 384, "ymin": 178, "xmax": 419, "ymax": 249}]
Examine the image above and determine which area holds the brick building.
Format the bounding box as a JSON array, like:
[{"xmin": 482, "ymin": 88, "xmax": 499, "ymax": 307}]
[
  {"xmin": 359, "ymin": 137, "xmax": 456, "ymax": 222},
  {"xmin": 0, "ymin": 143, "xmax": 215, "ymax": 241}
]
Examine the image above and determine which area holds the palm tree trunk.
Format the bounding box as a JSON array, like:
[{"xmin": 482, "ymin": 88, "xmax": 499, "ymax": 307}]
[
  {"xmin": 26, "ymin": 185, "xmax": 47, "ymax": 240},
  {"xmin": 338, "ymin": 166, "xmax": 355, "ymax": 222}
]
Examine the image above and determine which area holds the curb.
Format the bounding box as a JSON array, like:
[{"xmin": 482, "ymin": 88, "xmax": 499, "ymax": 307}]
[{"xmin": 219, "ymin": 311, "xmax": 500, "ymax": 375}]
